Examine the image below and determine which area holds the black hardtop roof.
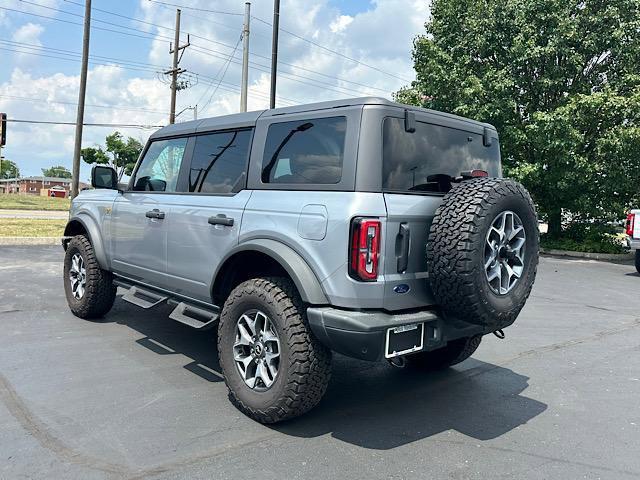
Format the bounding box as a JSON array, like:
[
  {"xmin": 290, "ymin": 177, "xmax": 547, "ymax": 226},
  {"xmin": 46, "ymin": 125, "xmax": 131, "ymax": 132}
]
[{"xmin": 149, "ymin": 97, "xmax": 494, "ymax": 139}]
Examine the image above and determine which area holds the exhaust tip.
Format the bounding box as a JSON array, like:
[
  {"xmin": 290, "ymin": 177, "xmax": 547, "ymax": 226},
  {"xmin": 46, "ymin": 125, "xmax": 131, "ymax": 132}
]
[{"xmin": 388, "ymin": 356, "xmax": 407, "ymax": 368}]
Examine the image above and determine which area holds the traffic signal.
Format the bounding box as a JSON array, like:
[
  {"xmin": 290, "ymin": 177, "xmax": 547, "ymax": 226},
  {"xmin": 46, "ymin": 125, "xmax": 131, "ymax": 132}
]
[{"xmin": 0, "ymin": 113, "xmax": 6, "ymax": 146}]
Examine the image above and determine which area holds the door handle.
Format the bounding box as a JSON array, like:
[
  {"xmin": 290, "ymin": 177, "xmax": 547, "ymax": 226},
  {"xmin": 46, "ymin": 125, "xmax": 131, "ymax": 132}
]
[
  {"xmin": 145, "ymin": 209, "xmax": 165, "ymax": 220},
  {"xmin": 396, "ymin": 223, "xmax": 410, "ymax": 273},
  {"xmin": 208, "ymin": 214, "xmax": 234, "ymax": 227}
]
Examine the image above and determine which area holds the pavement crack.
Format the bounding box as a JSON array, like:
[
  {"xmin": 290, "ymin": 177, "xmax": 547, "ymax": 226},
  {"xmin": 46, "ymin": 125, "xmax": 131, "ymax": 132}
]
[{"xmin": 0, "ymin": 370, "xmax": 130, "ymax": 477}]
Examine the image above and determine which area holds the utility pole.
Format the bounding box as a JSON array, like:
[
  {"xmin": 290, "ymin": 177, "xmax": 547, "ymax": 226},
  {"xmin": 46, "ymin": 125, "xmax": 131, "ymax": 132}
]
[
  {"xmin": 71, "ymin": 0, "xmax": 91, "ymax": 199},
  {"xmin": 166, "ymin": 9, "xmax": 190, "ymax": 124},
  {"xmin": 269, "ymin": 0, "xmax": 280, "ymax": 109},
  {"xmin": 240, "ymin": 2, "xmax": 251, "ymax": 112}
]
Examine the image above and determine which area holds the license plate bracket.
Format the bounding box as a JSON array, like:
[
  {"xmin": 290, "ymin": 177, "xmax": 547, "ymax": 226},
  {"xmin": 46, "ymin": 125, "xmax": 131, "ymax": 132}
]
[{"xmin": 385, "ymin": 323, "xmax": 424, "ymax": 358}]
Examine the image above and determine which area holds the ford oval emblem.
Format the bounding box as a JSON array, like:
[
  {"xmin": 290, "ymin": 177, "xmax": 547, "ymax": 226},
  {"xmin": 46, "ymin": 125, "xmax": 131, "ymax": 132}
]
[{"xmin": 393, "ymin": 284, "xmax": 410, "ymax": 294}]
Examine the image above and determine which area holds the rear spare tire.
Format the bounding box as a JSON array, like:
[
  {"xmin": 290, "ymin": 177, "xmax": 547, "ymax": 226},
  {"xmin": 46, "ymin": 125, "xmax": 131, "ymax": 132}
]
[{"xmin": 426, "ymin": 178, "xmax": 539, "ymax": 330}]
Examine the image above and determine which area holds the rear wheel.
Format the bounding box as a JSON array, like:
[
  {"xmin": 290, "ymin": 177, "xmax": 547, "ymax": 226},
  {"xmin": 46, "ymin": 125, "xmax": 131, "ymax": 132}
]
[
  {"xmin": 217, "ymin": 277, "xmax": 331, "ymax": 423},
  {"xmin": 407, "ymin": 336, "xmax": 482, "ymax": 371},
  {"xmin": 63, "ymin": 235, "xmax": 116, "ymax": 319}
]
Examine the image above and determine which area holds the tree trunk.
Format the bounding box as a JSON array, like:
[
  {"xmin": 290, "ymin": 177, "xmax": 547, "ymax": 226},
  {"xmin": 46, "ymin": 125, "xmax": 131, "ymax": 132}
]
[{"xmin": 547, "ymin": 208, "xmax": 562, "ymax": 238}]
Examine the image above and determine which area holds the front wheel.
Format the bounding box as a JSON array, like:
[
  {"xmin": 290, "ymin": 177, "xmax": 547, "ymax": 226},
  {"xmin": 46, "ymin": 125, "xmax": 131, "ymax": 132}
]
[
  {"xmin": 63, "ymin": 235, "xmax": 116, "ymax": 319},
  {"xmin": 406, "ymin": 336, "xmax": 482, "ymax": 371},
  {"xmin": 217, "ymin": 277, "xmax": 332, "ymax": 424}
]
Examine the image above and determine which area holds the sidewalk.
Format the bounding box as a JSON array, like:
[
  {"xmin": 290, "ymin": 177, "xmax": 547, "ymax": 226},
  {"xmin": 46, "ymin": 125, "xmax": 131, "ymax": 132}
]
[{"xmin": 0, "ymin": 209, "xmax": 68, "ymax": 219}]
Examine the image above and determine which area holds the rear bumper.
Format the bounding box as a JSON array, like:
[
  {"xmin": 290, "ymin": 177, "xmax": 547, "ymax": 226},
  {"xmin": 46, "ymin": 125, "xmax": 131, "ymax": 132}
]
[{"xmin": 306, "ymin": 307, "xmax": 485, "ymax": 361}]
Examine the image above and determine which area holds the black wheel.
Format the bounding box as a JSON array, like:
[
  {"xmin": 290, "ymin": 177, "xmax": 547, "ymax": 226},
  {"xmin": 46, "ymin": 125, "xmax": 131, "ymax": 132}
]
[
  {"xmin": 635, "ymin": 250, "xmax": 640, "ymax": 274},
  {"xmin": 407, "ymin": 335, "xmax": 482, "ymax": 370},
  {"xmin": 63, "ymin": 235, "xmax": 116, "ymax": 319},
  {"xmin": 217, "ymin": 277, "xmax": 332, "ymax": 424},
  {"xmin": 427, "ymin": 178, "xmax": 539, "ymax": 330}
]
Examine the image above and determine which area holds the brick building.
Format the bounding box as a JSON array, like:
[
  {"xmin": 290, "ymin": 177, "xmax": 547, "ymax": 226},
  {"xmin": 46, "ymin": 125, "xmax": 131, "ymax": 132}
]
[{"xmin": 0, "ymin": 176, "xmax": 72, "ymax": 195}]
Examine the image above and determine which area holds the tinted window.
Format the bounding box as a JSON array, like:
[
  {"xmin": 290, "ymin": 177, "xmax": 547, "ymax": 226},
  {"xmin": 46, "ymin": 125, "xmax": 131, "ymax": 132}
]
[
  {"xmin": 188, "ymin": 130, "xmax": 252, "ymax": 193},
  {"xmin": 383, "ymin": 117, "xmax": 500, "ymax": 193},
  {"xmin": 262, "ymin": 116, "xmax": 346, "ymax": 184},
  {"xmin": 132, "ymin": 137, "xmax": 187, "ymax": 192}
]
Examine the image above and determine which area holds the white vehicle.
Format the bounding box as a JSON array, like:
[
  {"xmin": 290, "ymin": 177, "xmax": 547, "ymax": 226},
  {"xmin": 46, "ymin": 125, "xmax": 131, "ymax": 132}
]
[{"xmin": 626, "ymin": 210, "xmax": 640, "ymax": 273}]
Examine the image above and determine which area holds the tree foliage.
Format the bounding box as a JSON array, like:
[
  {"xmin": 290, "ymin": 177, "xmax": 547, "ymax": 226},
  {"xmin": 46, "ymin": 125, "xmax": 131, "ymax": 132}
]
[
  {"xmin": 81, "ymin": 131, "xmax": 144, "ymax": 180},
  {"xmin": 42, "ymin": 165, "xmax": 72, "ymax": 178},
  {"xmin": 0, "ymin": 158, "xmax": 20, "ymax": 179},
  {"xmin": 396, "ymin": 0, "xmax": 640, "ymax": 237}
]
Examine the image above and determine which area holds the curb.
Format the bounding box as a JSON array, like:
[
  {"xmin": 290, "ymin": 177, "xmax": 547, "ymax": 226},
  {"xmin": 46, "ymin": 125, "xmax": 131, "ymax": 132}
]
[
  {"xmin": 540, "ymin": 248, "xmax": 635, "ymax": 263},
  {"xmin": 0, "ymin": 237, "xmax": 61, "ymax": 246}
]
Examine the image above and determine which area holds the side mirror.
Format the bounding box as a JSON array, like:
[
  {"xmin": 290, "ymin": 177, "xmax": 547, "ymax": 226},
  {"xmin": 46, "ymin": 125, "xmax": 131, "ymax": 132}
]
[{"xmin": 91, "ymin": 165, "xmax": 118, "ymax": 190}]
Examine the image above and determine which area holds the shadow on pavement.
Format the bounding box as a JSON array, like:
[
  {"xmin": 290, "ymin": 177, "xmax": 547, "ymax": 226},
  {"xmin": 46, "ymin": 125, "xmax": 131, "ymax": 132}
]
[{"xmin": 107, "ymin": 299, "xmax": 548, "ymax": 450}]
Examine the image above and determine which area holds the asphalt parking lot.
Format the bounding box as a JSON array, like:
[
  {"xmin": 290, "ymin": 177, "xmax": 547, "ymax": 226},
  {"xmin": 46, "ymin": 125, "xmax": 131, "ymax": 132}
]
[{"xmin": 1, "ymin": 246, "xmax": 639, "ymax": 479}]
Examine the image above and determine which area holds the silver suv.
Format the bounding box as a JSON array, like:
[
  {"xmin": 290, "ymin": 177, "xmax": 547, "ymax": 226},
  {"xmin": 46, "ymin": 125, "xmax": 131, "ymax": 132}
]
[{"xmin": 62, "ymin": 97, "xmax": 539, "ymax": 423}]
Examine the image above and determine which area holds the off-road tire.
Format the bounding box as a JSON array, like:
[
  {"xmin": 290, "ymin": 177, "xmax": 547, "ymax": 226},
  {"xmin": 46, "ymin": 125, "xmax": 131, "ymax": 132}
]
[
  {"xmin": 217, "ymin": 277, "xmax": 332, "ymax": 423},
  {"xmin": 63, "ymin": 235, "xmax": 116, "ymax": 319},
  {"xmin": 407, "ymin": 335, "xmax": 482, "ymax": 371},
  {"xmin": 635, "ymin": 250, "xmax": 640, "ymax": 274},
  {"xmin": 427, "ymin": 178, "xmax": 539, "ymax": 330}
]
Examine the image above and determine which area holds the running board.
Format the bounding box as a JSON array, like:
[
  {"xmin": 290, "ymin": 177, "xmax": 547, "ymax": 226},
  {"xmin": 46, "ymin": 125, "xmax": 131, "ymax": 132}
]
[
  {"xmin": 168, "ymin": 301, "xmax": 219, "ymax": 330},
  {"xmin": 121, "ymin": 286, "xmax": 168, "ymax": 309}
]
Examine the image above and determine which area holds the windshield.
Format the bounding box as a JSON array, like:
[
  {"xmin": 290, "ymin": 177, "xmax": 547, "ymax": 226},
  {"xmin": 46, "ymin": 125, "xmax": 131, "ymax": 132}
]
[{"xmin": 382, "ymin": 117, "xmax": 501, "ymax": 193}]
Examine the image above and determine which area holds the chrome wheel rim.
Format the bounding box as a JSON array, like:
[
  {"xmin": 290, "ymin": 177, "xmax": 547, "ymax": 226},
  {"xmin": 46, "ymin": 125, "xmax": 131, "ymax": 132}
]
[
  {"xmin": 233, "ymin": 309, "xmax": 281, "ymax": 391},
  {"xmin": 69, "ymin": 253, "xmax": 87, "ymax": 299},
  {"xmin": 484, "ymin": 210, "xmax": 526, "ymax": 295}
]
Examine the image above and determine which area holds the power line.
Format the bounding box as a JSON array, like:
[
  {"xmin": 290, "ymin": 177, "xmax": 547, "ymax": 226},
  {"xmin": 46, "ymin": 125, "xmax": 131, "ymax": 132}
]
[
  {"xmin": 146, "ymin": 0, "xmax": 243, "ymax": 17},
  {"xmin": 1, "ymin": 38, "xmax": 165, "ymax": 69},
  {"xmin": 250, "ymin": 15, "xmax": 412, "ymax": 83},
  {"xmin": 4, "ymin": 3, "xmax": 388, "ymax": 97},
  {"xmin": 6, "ymin": 118, "xmax": 163, "ymax": 129},
  {"xmin": 198, "ymin": 34, "xmax": 242, "ymax": 113},
  {"xmin": 0, "ymin": 94, "xmax": 168, "ymax": 115}
]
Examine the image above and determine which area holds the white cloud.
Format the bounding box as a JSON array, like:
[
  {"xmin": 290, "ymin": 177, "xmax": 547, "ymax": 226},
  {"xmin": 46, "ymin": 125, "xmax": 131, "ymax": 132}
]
[
  {"xmin": 329, "ymin": 15, "xmax": 353, "ymax": 33},
  {"xmin": 12, "ymin": 22, "xmax": 44, "ymax": 63}
]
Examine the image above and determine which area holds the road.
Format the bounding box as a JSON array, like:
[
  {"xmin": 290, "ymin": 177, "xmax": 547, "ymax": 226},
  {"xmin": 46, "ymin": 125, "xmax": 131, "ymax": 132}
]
[
  {"xmin": 0, "ymin": 209, "xmax": 68, "ymax": 219},
  {"xmin": 0, "ymin": 246, "xmax": 639, "ymax": 479}
]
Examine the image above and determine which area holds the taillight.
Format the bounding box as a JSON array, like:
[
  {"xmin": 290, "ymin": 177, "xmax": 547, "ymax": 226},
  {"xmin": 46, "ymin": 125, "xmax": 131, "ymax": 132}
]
[
  {"xmin": 349, "ymin": 218, "xmax": 381, "ymax": 281},
  {"xmin": 626, "ymin": 213, "xmax": 635, "ymax": 237}
]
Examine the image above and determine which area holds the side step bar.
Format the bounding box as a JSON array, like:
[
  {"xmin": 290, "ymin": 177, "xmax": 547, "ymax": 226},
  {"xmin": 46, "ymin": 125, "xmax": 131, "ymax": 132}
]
[
  {"xmin": 121, "ymin": 286, "xmax": 167, "ymax": 309},
  {"xmin": 168, "ymin": 301, "xmax": 219, "ymax": 330},
  {"xmin": 114, "ymin": 278, "xmax": 220, "ymax": 330}
]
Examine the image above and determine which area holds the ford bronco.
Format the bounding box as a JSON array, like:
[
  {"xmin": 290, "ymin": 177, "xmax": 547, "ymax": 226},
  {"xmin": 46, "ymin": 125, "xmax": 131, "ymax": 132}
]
[{"xmin": 62, "ymin": 97, "xmax": 539, "ymax": 423}]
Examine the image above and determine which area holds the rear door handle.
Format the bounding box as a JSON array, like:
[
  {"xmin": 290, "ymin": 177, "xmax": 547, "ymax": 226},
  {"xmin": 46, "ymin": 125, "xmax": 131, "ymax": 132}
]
[
  {"xmin": 208, "ymin": 214, "xmax": 234, "ymax": 227},
  {"xmin": 145, "ymin": 209, "xmax": 165, "ymax": 220}
]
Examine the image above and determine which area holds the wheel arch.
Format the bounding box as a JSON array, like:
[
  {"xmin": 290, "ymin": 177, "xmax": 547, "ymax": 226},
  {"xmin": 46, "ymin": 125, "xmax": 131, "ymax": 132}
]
[
  {"xmin": 212, "ymin": 239, "xmax": 328, "ymax": 306},
  {"xmin": 63, "ymin": 214, "xmax": 109, "ymax": 269}
]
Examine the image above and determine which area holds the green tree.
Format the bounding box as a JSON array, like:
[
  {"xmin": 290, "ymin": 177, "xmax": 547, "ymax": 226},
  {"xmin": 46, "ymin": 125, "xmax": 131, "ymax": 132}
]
[
  {"xmin": 0, "ymin": 158, "xmax": 20, "ymax": 179},
  {"xmin": 42, "ymin": 165, "xmax": 72, "ymax": 178},
  {"xmin": 81, "ymin": 131, "xmax": 144, "ymax": 180},
  {"xmin": 396, "ymin": 0, "xmax": 640, "ymax": 238}
]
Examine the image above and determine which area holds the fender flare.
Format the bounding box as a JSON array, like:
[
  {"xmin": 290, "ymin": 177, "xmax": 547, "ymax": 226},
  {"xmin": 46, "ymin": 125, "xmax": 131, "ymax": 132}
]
[
  {"xmin": 214, "ymin": 239, "xmax": 328, "ymax": 305},
  {"xmin": 64, "ymin": 214, "xmax": 109, "ymax": 270}
]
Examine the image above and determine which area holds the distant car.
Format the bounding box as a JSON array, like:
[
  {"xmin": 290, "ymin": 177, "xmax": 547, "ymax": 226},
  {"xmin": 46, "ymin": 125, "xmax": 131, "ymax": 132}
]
[{"xmin": 626, "ymin": 210, "xmax": 640, "ymax": 273}]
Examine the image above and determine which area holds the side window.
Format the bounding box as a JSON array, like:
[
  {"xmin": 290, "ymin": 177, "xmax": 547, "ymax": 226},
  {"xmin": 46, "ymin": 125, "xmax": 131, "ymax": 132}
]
[
  {"xmin": 187, "ymin": 129, "xmax": 252, "ymax": 194},
  {"xmin": 261, "ymin": 116, "xmax": 346, "ymax": 184},
  {"xmin": 132, "ymin": 137, "xmax": 187, "ymax": 192}
]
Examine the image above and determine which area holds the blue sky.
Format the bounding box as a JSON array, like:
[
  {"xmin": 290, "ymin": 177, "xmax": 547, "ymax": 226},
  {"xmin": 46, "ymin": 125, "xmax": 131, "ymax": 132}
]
[{"xmin": 0, "ymin": 0, "xmax": 428, "ymax": 179}]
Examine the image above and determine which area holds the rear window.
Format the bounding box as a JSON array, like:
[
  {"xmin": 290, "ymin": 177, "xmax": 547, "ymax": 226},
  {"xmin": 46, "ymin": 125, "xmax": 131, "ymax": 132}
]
[
  {"xmin": 261, "ymin": 116, "xmax": 346, "ymax": 184},
  {"xmin": 382, "ymin": 117, "xmax": 500, "ymax": 193}
]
